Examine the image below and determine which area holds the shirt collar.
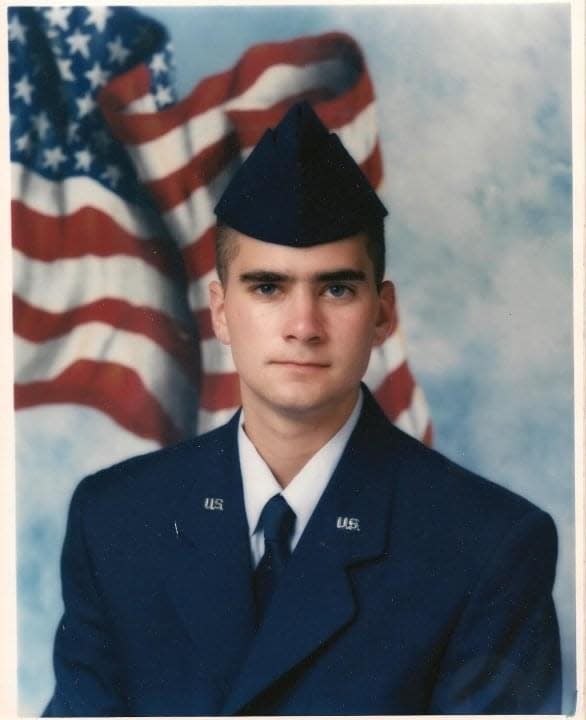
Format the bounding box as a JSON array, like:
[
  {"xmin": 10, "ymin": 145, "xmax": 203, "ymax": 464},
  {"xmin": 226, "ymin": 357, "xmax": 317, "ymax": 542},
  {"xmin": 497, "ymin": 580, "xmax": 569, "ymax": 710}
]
[{"xmin": 238, "ymin": 390, "xmax": 363, "ymax": 548}]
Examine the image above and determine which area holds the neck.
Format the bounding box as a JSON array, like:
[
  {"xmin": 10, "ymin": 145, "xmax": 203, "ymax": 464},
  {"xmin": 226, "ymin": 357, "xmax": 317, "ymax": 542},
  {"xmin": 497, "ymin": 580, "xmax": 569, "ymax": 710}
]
[{"xmin": 241, "ymin": 389, "xmax": 359, "ymax": 488}]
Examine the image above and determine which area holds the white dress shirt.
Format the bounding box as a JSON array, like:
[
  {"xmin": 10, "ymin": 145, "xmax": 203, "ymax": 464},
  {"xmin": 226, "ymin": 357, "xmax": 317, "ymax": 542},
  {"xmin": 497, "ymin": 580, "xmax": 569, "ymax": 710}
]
[{"xmin": 238, "ymin": 391, "xmax": 363, "ymax": 567}]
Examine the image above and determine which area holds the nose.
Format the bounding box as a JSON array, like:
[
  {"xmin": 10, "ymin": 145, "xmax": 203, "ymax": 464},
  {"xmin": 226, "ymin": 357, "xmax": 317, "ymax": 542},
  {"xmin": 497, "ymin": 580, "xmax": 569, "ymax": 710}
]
[{"xmin": 283, "ymin": 287, "xmax": 324, "ymax": 343}]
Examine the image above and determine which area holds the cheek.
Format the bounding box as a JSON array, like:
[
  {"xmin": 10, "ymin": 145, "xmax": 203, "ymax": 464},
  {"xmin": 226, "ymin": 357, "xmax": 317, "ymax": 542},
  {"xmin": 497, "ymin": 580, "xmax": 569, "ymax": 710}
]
[
  {"xmin": 334, "ymin": 308, "xmax": 377, "ymax": 345},
  {"xmin": 225, "ymin": 304, "xmax": 274, "ymax": 350}
]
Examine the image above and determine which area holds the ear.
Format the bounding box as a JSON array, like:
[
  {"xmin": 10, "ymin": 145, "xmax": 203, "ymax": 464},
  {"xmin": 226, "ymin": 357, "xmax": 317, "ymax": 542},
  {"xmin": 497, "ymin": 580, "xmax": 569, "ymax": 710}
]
[
  {"xmin": 208, "ymin": 280, "xmax": 231, "ymax": 345},
  {"xmin": 372, "ymin": 280, "xmax": 397, "ymax": 347}
]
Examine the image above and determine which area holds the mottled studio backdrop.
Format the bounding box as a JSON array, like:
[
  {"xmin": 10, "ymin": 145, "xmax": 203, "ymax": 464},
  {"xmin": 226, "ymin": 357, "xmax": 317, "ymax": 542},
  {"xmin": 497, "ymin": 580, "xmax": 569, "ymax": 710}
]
[{"xmin": 15, "ymin": 4, "xmax": 574, "ymax": 714}]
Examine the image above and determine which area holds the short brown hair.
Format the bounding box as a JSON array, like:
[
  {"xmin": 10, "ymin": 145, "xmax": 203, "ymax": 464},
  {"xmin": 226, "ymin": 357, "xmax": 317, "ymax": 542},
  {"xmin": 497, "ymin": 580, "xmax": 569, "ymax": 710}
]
[
  {"xmin": 215, "ymin": 222, "xmax": 386, "ymax": 289},
  {"xmin": 215, "ymin": 224, "xmax": 241, "ymax": 286}
]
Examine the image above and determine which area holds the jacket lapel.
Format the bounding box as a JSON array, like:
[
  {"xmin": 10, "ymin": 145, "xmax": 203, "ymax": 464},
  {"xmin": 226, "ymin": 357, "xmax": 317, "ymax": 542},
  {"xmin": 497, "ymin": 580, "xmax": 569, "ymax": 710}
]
[
  {"xmin": 223, "ymin": 389, "xmax": 404, "ymax": 715},
  {"xmin": 164, "ymin": 412, "xmax": 257, "ymax": 694}
]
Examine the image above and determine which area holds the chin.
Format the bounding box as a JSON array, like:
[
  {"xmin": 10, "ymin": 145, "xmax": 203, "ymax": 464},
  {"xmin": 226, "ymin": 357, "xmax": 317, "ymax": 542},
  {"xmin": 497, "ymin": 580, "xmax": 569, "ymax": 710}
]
[{"xmin": 261, "ymin": 384, "xmax": 351, "ymax": 418}]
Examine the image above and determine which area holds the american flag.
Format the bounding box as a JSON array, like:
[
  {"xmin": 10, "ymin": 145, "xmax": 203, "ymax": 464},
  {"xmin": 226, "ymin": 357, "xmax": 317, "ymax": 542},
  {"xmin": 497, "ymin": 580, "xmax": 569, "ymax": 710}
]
[{"xmin": 11, "ymin": 6, "xmax": 432, "ymax": 448}]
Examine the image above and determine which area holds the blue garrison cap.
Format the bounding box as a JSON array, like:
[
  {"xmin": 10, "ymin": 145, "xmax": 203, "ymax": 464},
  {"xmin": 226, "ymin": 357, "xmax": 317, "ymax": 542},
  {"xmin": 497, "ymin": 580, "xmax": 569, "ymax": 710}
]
[{"xmin": 214, "ymin": 101, "xmax": 388, "ymax": 247}]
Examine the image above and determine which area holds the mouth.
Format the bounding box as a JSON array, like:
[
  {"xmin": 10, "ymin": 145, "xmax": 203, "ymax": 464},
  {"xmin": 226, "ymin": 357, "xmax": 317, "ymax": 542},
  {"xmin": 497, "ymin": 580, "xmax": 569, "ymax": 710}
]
[{"xmin": 270, "ymin": 361, "xmax": 330, "ymax": 369}]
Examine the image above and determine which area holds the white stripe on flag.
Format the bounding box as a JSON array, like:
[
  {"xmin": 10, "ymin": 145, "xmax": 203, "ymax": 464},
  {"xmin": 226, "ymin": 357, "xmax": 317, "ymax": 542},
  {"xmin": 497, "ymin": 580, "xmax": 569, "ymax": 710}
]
[
  {"xmin": 224, "ymin": 58, "xmax": 351, "ymax": 112},
  {"xmin": 124, "ymin": 93, "xmax": 158, "ymax": 114},
  {"xmin": 188, "ymin": 269, "xmax": 218, "ymax": 312},
  {"xmin": 15, "ymin": 325, "xmax": 197, "ymax": 423},
  {"xmin": 13, "ymin": 250, "xmax": 184, "ymax": 317},
  {"xmin": 128, "ymin": 107, "xmax": 230, "ymax": 183},
  {"xmin": 11, "ymin": 164, "xmax": 156, "ymax": 240},
  {"xmin": 363, "ymin": 333, "xmax": 408, "ymax": 388},
  {"xmin": 201, "ymin": 337, "xmax": 236, "ymax": 374},
  {"xmin": 336, "ymin": 103, "xmax": 377, "ymax": 166},
  {"xmin": 163, "ymin": 161, "xmax": 239, "ymax": 247}
]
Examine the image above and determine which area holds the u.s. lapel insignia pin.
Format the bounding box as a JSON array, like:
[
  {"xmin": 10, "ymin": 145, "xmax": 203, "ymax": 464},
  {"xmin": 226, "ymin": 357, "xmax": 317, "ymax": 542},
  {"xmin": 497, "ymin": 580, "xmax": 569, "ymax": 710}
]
[
  {"xmin": 203, "ymin": 497, "xmax": 224, "ymax": 511},
  {"xmin": 336, "ymin": 516, "xmax": 360, "ymax": 532}
]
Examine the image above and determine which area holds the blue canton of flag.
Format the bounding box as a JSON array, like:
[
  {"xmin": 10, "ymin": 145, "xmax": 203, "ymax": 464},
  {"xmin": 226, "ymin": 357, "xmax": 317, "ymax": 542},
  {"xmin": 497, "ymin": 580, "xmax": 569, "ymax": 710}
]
[{"xmin": 9, "ymin": 6, "xmax": 176, "ymax": 202}]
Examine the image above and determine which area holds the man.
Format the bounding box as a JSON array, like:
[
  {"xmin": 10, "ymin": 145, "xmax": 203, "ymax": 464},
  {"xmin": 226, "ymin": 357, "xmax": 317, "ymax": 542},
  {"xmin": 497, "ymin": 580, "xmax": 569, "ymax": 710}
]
[{"xmin": 45, "ymin": 102, "xmax": 561, "ymax": 716}]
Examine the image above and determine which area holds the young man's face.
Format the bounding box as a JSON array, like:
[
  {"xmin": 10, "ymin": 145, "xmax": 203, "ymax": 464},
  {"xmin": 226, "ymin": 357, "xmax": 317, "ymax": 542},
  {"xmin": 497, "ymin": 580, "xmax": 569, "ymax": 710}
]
[{"xmin": 209, "ymin": 231, "xmax": 395, "ymax": 421}]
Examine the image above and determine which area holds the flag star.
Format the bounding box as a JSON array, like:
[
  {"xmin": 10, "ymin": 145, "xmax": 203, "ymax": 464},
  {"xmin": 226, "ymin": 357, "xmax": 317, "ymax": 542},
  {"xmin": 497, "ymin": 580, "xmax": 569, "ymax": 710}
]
[
  {"xmin": 101, "ymin": 164, "xmax": 122, "ymax": 188},
  {"xmin": 44, "ymin": 6, "xmax": 72, "ymax": 32},
  {"xmin": 32, "ymin": 111, "xmax": 51, "ymax": 140},
  {"xmin": 107, "ymin": 35, "xmax": 131, "ymax": 65},
  {"xmin": 57, "ymin": 57, "xmax": 75, "ymax": 82},
  {"xmin": 66, "ymin": 28, "xmax": 91, "ymax": 59},
  {"xmin": 84, "ymin": 7, "xmax": 111, "ymax": 33},
  {"xmin": 43, "ymin": 145, "xmax": 67, "ymax": 172},
  {"xmin": 85, "ymin": 62, "xmax": 109, "ymax": 90},
  {"xmin": 15, "ymin": 132, "xmax": 32, "ymax": 153},
  {"xmin": 77, "ymin": 92, "xmax": 96, "ymax": 117},
  {"xmin": 13, "ymin": 74, "xmax": 34, "ymax": 105},
  {"xmin": 8, "ymin": 14, "xmax": 27, "ymax": 44},
  {"xmin": 155, "ymin": 84, "xmax": 173, "ymax": 106},
  {"xmin": 74, "ymin": 148, "xmax": 93, "ymax": 171},
  {"xmin": 67, "ymin": 121, "xmax": 80, "ymax": 143},
  {"xmin": 150, "ymin": 53, "xmax": 167, "ymax": 76}
]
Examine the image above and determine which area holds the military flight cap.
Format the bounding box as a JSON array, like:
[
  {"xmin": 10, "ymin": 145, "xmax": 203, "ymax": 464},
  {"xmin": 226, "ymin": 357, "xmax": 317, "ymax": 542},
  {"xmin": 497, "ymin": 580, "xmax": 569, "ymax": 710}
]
[{"xmin": 214, "ymin": 101, "xmax": 388, "ymax": 247}]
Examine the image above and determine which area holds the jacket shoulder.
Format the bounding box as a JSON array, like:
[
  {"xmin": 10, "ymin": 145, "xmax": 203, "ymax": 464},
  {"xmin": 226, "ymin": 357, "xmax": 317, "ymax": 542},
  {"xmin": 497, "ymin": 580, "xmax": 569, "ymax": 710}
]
[
  {"xmin": 70, "ymin": 416, "xmax": 238, "ymax": 524},
  {"xmin": 356, "ymin": 391, "xmax": 554, "ymax": 543},
  {"xmin": 376, "ymin": 418, "xmax": 557, "ymax": 571},
  {"xmin": 394, "ymin": 422, "xmax": 546, "ymax": 521}
]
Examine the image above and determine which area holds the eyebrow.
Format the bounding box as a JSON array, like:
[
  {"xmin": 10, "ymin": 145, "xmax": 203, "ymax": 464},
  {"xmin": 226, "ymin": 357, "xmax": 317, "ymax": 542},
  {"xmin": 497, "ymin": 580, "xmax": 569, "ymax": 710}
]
[
  {"xmin": 239, "ymin": 269, "xmax": 368, "ymax": 283},
  {"xmin": 240, "ymin": 271, "xmax": 288, "ymax": 283},
  {"xmin": 315, "ymin": 269, "xmax": 367, "ymax": 283}
]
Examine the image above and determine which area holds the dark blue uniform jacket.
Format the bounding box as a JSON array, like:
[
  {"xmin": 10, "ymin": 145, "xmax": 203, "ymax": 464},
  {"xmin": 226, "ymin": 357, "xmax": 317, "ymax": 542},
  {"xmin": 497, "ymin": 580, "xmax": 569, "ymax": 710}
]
[{"xmin": 45, "ymin": 389, "xmax": 561, "ymax": 715}]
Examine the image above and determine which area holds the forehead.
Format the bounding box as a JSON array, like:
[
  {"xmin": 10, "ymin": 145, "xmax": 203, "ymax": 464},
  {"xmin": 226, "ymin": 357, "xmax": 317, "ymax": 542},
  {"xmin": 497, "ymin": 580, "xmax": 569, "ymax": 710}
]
[{"xmin": 227, "ymin": 231, "xmax": 371, "ymax": 274}]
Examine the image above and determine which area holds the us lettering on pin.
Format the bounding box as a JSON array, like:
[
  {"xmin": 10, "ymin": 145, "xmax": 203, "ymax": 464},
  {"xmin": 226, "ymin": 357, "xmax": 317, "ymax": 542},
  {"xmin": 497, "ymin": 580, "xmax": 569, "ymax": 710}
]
[
  {"xmin": 204, "ymin": 497, "xmax": 224, "ymax": 511},
  {"xmin": 336, "ymin": 516, "xmax": 360, "ymax": 532}
]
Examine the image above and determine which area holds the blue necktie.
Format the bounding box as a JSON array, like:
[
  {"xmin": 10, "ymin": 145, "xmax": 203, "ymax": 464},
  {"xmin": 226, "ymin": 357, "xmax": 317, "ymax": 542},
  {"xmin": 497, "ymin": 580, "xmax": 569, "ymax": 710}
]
[{"xmin": 254, "ymin": 494, "xmax": 296, "ymax": 620}]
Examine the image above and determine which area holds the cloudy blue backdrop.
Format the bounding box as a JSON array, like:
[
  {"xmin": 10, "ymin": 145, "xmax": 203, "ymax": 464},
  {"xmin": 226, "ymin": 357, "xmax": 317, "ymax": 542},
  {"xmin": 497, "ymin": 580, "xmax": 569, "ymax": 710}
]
[{"xmin": 15, "ymin": 4, "xmax": 574, "ymax": 714}]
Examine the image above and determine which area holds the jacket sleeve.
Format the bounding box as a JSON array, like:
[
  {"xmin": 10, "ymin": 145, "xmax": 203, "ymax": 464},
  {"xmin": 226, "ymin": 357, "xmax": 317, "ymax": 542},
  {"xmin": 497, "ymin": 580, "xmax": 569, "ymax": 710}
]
[
  {"xmin": 44, "ymin": 478, "xmax": 127, "ymax": 717},
  {"xmin": 429, "ymin": 507, "xmax": 562, "ymax": 714}
]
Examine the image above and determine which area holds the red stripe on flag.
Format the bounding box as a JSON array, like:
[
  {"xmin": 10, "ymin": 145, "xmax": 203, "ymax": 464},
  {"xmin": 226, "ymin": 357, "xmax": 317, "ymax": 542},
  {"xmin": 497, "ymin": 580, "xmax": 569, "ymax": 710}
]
[
  {"xmin": 13, "ymin": 295, "xmax": 200, "ymax": 382},
  {"xmin": 11, "ymin": 202, "xmax": 173, "ymax": 275},
  {"xmin": 199, "ymin": 371, "xmax": 241, "ymax": 411},
  {"xmin": 227, "ymin": 31, "xmax": 367, "ymax": 85},
  {"xmin": 145, "ymin": 132, "xmax": 239, "ymax": 212},
  {"xmin": 183, "ymin": 229, "xmax": 217, "ymax": 285},
  {"xmin": 101, "ymin": 65, "xmax": 235, "ymax": 143},
  {"xmin": 15, "ymin": 359, "xmax": 182, "ymax": 445},
  {"xmin": 194, "ymin": 307, "xmax": 214, "ymax": 340},
  {"xmin": 374, "ymin": 361, "xmax": 416, "ymax": 420},
  {"xmin": 313, "ymin": 71, "xmax": 374, "ymax": 130},
  {"xmin": 100, "ymin": 63, "xmax": 150, "ymax": 108}
]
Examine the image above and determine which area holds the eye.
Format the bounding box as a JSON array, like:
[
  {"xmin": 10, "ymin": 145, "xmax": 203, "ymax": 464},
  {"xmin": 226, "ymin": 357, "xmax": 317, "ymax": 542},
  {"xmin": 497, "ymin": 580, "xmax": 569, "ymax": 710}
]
[
  {"xmin": 324, "ymin": 284, "xmax": 354, "ymax": 299},
  {"xmin": 253, "ymin": 283, "xmax": 279, "ymax": 296}
]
